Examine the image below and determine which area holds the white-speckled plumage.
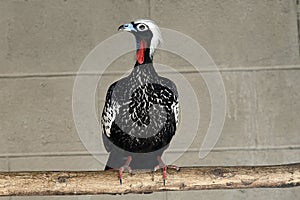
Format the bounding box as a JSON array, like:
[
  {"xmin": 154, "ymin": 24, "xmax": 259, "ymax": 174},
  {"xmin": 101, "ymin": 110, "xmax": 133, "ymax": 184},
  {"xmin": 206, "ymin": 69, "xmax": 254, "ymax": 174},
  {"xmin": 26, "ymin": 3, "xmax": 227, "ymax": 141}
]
[{"xmin": 101, "ymin": 19, "xmax": 179, "ymax": 170}]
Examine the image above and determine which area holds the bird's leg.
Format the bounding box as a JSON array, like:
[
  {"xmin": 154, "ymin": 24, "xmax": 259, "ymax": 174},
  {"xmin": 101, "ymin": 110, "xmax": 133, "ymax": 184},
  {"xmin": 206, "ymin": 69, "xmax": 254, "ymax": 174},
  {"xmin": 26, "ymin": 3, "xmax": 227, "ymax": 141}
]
[
  {"xmin": 153, "ymin": 156, "xmax": 180, "ymax": 186},
  {"xmin": 119, "ymin": 155, "xmax": 132, "ymax": 185}
]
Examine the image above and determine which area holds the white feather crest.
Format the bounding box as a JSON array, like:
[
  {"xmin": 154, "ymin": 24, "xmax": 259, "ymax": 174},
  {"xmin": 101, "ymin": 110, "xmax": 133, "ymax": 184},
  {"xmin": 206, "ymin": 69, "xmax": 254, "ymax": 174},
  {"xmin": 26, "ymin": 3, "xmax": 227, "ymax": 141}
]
[{"xmin": 134, "ymin": 19, "xmax": 163, "ymax": 57}]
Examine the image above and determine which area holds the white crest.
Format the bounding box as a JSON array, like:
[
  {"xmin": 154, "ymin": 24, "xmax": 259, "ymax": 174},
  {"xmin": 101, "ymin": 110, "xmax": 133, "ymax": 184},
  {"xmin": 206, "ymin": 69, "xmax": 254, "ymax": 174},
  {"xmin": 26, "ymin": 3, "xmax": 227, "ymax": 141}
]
[{"xmin": 134, "ymin": 19, "xmax": 163, "ymax": 58}]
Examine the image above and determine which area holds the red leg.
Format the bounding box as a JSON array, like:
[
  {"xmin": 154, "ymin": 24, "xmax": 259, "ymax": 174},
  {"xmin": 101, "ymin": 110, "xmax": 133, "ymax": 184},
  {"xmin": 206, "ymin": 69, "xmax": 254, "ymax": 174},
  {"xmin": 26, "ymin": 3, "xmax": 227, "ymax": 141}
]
[
  {"xmin": 119, "ymin": 156, "xmax": 132, "ymax": 185},
  {"xmin": 163, "ymin": 166, "xmax": 167, "ymax": 186},
  {"xmin": 154, "ymin": 156, "xmax": 180, "ymax": 186}
]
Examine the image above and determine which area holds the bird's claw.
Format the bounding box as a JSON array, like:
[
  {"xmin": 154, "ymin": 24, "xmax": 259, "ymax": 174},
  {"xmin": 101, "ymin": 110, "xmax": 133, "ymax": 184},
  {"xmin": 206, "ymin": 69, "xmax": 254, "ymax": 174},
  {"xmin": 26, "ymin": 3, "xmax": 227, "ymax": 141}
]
[
  {"xmin": 154, "ymin": 164, "xmax": 180, "ymax": 186},
  {"xmin": 153, "ymin": 165, "xmax": 168, "ymax": 186},
  {"xmin": 167, "ymin": 165, "xmax": 180, "ymax": 172}
]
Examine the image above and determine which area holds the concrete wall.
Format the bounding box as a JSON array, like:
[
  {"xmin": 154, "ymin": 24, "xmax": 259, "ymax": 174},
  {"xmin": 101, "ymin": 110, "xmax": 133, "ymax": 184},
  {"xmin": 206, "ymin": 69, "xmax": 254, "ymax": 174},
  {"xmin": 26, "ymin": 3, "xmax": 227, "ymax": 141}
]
[{"xmin": 0, "ymin": 0, "xmax": 300, "ymax": 199}]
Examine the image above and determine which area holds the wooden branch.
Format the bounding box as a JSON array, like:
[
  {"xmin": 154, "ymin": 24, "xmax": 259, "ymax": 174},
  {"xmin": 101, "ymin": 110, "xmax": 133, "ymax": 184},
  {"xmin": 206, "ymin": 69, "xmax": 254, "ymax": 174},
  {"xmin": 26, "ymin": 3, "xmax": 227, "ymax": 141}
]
[{"xmin": 0, "ymin": 163, "xmax": 299, "ymax": 196}]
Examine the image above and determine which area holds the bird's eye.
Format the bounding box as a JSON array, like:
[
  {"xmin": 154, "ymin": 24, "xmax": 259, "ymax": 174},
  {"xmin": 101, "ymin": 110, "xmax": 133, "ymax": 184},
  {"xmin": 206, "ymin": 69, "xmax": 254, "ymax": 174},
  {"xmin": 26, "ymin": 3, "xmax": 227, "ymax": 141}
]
[{"xmin": 137, "ymin": 24, "xmax": 148, "ymax": 31}]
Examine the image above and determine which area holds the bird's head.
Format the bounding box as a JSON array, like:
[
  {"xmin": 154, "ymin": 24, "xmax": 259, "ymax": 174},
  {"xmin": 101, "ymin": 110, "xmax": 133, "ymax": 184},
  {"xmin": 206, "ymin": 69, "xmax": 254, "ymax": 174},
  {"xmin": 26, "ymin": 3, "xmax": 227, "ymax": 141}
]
[{"xmin": 118, "ymin": 19, "xmax": 162, "ymax": 64}]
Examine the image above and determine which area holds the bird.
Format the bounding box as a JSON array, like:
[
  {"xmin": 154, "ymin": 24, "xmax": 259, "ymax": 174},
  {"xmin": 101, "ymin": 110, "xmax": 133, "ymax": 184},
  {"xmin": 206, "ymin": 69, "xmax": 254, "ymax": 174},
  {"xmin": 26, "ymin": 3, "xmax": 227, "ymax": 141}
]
[{"xmin": 101, "ymin": 19, "xmax": 179, "ymax": 185}]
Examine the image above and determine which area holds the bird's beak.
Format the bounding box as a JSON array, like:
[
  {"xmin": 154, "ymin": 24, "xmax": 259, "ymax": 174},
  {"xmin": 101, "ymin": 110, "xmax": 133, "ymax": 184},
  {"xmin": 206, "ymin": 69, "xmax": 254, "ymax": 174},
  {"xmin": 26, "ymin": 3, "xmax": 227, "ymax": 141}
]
[{"xmin": 118, "ymin": 23, "xmax": 136, "ymax": 32}]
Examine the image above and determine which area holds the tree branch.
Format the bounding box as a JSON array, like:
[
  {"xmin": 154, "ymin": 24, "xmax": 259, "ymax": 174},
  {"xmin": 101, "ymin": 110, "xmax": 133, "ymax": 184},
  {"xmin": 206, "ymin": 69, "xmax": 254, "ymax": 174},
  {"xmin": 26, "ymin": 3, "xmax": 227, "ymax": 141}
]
[{"xmin": 0, "ymin": 163, "xmax": 299, "ymax": 196}]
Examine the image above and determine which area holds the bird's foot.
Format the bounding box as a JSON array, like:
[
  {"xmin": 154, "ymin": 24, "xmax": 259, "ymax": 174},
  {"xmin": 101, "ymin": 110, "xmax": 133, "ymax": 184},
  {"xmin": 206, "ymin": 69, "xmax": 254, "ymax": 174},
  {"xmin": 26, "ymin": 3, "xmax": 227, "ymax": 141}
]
[
  {"xmin": 119, "ymin": 156, "xmax": 132, "ymax": 185},
  {"xmin": 154, "ymin": 156, "xmax": 180, "ymax": 186}
]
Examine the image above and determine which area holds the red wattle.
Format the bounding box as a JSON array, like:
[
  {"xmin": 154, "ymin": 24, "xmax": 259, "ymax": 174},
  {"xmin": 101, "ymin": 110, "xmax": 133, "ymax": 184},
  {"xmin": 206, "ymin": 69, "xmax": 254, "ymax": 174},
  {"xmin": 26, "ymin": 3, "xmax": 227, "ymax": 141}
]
[{"xmin": 136, "ymin": 40, "xmax": 146, "ymax": 64}]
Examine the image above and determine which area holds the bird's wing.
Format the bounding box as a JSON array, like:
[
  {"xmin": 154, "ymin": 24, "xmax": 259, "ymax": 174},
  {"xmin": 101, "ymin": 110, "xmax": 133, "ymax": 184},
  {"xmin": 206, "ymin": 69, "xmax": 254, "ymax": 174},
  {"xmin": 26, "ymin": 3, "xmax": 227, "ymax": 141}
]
[
  {"xmin": 159, "ymin": 77, "xmax": 180, "ymax": 130},
  {"xmin": 101, "ymin": 82, "xmax": 120, "ymax": 152},
  {"xmin": 172, "ymin": 96, "xmax": 180, "ymax": 128}
]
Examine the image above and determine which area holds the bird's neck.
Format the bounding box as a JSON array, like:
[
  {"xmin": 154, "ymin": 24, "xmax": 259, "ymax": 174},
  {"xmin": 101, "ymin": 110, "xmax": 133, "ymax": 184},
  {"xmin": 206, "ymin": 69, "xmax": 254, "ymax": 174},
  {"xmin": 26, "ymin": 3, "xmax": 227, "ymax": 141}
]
[{"xmin": 135, "ymin": 39, "xmax": 153, "ymax": 67}]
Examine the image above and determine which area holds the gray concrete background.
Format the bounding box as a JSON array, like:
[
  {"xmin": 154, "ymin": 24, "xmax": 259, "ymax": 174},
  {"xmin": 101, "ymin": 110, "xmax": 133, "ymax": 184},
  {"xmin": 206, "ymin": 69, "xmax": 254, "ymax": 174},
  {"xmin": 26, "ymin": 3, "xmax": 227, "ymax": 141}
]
[{"xmin": 0, "ymin": 0, "xmax": 300, "ymax": 199}]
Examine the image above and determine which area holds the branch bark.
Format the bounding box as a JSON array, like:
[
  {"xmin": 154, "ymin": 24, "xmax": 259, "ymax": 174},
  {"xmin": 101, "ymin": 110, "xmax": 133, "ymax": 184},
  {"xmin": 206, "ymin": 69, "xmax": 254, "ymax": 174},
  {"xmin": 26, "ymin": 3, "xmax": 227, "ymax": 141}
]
[{"xmin": 0, "ymin": 163, "xmax": 299, "ymax": 196}]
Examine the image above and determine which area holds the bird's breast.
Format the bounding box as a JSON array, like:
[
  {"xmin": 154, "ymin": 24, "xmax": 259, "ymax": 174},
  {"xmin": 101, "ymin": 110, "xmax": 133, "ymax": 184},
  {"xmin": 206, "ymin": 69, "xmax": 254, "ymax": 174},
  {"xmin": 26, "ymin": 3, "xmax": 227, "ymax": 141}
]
[{"xmin": 114, "ymin": 82, "xmax": 172, "ymax": 139}]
